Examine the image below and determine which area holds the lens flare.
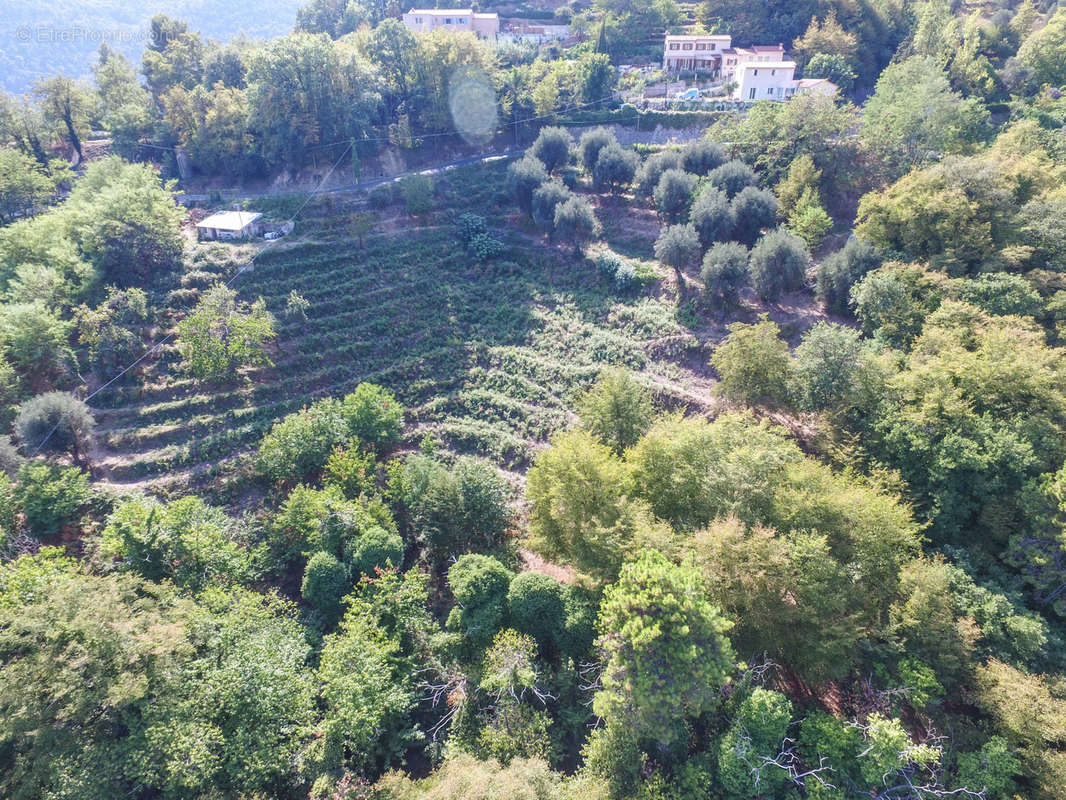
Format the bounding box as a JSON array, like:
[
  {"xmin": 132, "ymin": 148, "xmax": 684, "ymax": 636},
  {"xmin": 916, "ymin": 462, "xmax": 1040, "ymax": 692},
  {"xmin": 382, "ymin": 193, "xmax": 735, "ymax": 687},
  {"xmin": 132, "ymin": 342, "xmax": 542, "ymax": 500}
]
[{"xmin": 449, "ymin": 66, "xmax": 499, "ymax": 145}]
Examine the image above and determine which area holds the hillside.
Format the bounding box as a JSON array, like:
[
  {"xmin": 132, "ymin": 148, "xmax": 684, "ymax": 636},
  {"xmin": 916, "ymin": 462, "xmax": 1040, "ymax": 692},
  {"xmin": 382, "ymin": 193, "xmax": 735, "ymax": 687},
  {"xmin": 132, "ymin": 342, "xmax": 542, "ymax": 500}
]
[{"xmin": 0, "ymin": 0, "xmax": 302, "ymax": 93}]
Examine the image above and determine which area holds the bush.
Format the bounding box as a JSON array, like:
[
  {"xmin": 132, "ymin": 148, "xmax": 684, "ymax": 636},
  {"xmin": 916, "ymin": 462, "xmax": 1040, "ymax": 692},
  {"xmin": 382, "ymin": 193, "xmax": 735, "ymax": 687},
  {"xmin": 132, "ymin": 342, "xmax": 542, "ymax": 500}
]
[
  {"xmin": 701, "ymin": 242, "xmax": 750, "ymax": 305},
  {"xmin": 532, "ymin": 180, "xmax": 571, "ymax": 237},
  {"xmin": 401, "ymin": 175, "xmax": 434, "ymax": 216},
  {"xmin": 710, "ymin": 316, "xmax": 792, "ymax": 406},
  {"xmin": 531, "ymin": 126, "xmax": 572, "ymax": 173},
  {"xmin": 708, "ymin": 159, "xmax": 758, "ymax": 198},
  {"xmin": 792, "ymin": 322, "xmax": 865, "ymax": 411},
  {"xmin": 0, "ymin": 435, "xmax": 22, "ymax": 477},
  {"xmin": 681, "ymin": 139, "xmax": 726, "ymax": 175},
  {"xmin": 446, "ymin": 554, "xmax": 514, "ymax": 651},
  {"xmin": 13, "ymin": 461, "xmax": 92, "ymax": 538},
  {"xmin": 788, "ymin": 190, "xmax": 833, "ymax": 248},
  {"xmin": 507, "ymin": 571, "xmax": 566, "ymax": 656},
  {"xmin": 636, "ymin": 149, "xmax": 682, "ymax": 197},
  {"xmin": 346, "ymin": 525, "xmax": 404, "ymax": 578},
  {"xmin": 468, "ymin": 232, "xmax": 505, "ymax": 262},
  {"xmin": 301, "ymin": 550, "xmax": 349, "ymax": 623},
  {"xmin": 817, "ymin": 236, "xmax": 883, "ymax": 316},
  {"xmin": 579, "ymin": 127, "xmax": 618, "ymax": 174},
  {"xmin": 593, "ymin": 144, "xmax": 639, "ymax": 193},
  {"xmin": 691, "ymin": 187, "xmax": 734, "ymax": 248},
  {"xmin": 14, "ymin": 392, "xmax": 95, "ymax": 467},
  {"xmin": 614, "ymin": 261, "xmax": 638, "ymax": 291},
  {"xmin": 748, "ymin": 228, "xmax": 810, "ymax": 301},
  {"xmin": 340, "ymin": 383, "xmax": 404, "ymax": 453},
  {"xmin": 455, "ymin": 212, "xmax": 488, "ymax": 244},
  {"xmin": 596, "ymin": 252, "xmax": 622, "ymax": 280},
  {"xmin": 323, "ymin": 446, "xmax": 376, "ymax": 498},
  {"xmin": 257, "ymin": 399, "xmax": 350, "ymax": 484},
  {"xmin": 653, "ymin": 169, "xmax": 698, "ymax": 223},
  {"xmin": 506, "ymin": 155, "xmax": 549, "ymax": 215},
  {"xmin": 730, "ymin": 186, "xmax": 779, "ymax": 247}
]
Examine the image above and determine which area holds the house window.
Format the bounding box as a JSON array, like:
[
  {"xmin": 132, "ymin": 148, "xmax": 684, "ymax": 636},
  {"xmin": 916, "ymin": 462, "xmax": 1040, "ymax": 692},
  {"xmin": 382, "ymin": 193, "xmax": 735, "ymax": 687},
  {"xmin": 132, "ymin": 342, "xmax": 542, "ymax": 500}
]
[
  {"xmin": 753, "ymin": 69, "xmax": 758, "ymax": 75},
  {"xmin": 771, "ymin": 69, "xmax": 776, "ymax": 75},
  {"xmin": 669, "ymin": 43, "xmax": 679, "ymax": 50},
  {"xmin": 696, "ymin": 43, "xmax": 705, "ymax": 50},
  {"xmin": 749, "ymin": 88, "xmax": 756, "ymax": 99},
  {"xmin": 709, "ymin": 43, "xmax": 716, "ymax": 50},
  {"xmin": 682, "ymin": 43, "xmax": 693, "ymax": 50},
  {"xmin": 768, "ymin": 88, "xmax": 773, "ymax": 95},
  {"xmin": 444, "ymin": 17, "xmax": 452, "ymax": 24},
  {"xmin": 459, "ymin": 17, "xmax": 466, "ymax": 23},
  {"xmin": 415, "ymin": 16, "xmax": 422, "ymax": 22}
]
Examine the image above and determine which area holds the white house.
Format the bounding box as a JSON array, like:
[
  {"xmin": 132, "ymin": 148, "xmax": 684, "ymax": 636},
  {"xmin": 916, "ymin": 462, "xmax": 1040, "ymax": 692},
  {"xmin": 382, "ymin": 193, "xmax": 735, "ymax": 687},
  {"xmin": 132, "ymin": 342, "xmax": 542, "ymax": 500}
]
[
  {"xmin": 402, "ymin": 8, "xmax": 500, "ymax": 39},
  {"xmin": 735, "ymin": 61, "xmax": 797, "ymax": 101},
  {"xmin": 791, "ymin": 77, "xmax": 839, "ymax": 98},
  {"xmin": 720, "ymin": 44, "xmax": 788, "ymax": 81},
  {"xmin": 196, "ymin": 211, "xmax": 262, "ymax": 241},
  {"xmin": 663, "ymin": 34, "xmax": 732, "ymax": 72}
]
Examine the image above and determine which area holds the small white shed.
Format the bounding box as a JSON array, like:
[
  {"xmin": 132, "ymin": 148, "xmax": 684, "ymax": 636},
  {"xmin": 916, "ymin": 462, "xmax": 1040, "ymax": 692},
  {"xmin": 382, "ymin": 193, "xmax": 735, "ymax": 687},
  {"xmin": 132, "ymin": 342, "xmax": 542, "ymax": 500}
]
[{"xmin": 196, "ymin": 211, "xmax": 263, "ymax": 241}]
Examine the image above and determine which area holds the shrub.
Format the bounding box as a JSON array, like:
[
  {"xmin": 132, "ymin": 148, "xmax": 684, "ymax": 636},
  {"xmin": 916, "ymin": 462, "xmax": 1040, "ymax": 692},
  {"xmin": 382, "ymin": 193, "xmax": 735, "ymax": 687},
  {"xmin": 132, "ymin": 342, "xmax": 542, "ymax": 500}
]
[
  {"xmin": 401, "ymin": 175, "xmax": 434, "ymax": 216},
  {"xmin": 701, "ymin": 242, "xmax": 750, "ymax": 306},
  {"xmin": 0, "ymin": 436, "xmax": 22, "ymax": 477},
  {"xmin": 653, "ymin": 169, "xmax": 698, "ymax": 222},
  {"xmin": 596, "ymin": 252, "xmax": 622, "ymax": 280},
  {"xmin": 748, "ymin": 228, "xmax": 810, "ymax": 300},
  {"xmin": 792, "ymin": 322, "xmax": 865, "ymax": 411},
  {"xmin": 14, "ymin": 392, "xmax": 95, "ymax": 468},
  {"xmin": 531, "ymin": 126, "xmax": 572, "ymax": 173},
  {"xmin": 323, "ymin": 446, "xmax": 376, "ymax": 498},
  {"xmin": 284, "ymin": 290, "xmax": 310, "ymax": 324},
  {"xmin": 691, "ymin": 187, "xmax": 734, "ymax": 248},
  {"xmin": 592, "ymin": 144, "xmax": 639, "ymax": 193},
  {"xmin": 455, "ymin": 212, "xmax": 488, "ymax": 243},
  {"xmin": 346, "ymin": 525, "xmax": 404, "ymax": 578},
  {"xmin": 635, "ymin": 149, "xmax": 682, "ymax": 197},
  {"xmin": 468, "ymin": 232, "xmax": 505, "ymax": 262},
  {"xmin": 257, "ymin": 399, "xmax": 350, "ymax": 484},
  {"xmin": 507, "ymin": 571, "xmax": 566, "ymax": 656},
  {"xmin": 817, "ymin": 236, "xmax": 883, "ymax": 316},
  {"xmin": 710, "ymin": 316, "xmax": 792, "ymax": 406},
  {"xmin": 614, "ymin": 261, "xmax": 638, "ymax": 291},
  {"xmin": 340, "ymin": 383, "xmax": 404, "ymax": 453},
  {"xmin": 578, "ymin": 367, "xmax": 654, "ymax": 454},
  {"xmin": 301, "ymin": 550, "xmax": 349, "ymax": 623},
  {"xmin": 681, "ymin": 139, "xmax": 726, "ymax": 175},
  {"xmin": 730, "ymin": 186, "xmax": 779, "ymax": 247},
  {"xmin": 446, "ymin": 554, "xmax": 514, "ymax": 651},
  {"xmin": 532, "ymin": 180, "xmax": 571, "ymax": 237},
  {"xmin": 506, "ymin": 155, "xmax": 549, "ymax": 215},
  {"xmin": 13, "ymin": 461, "xmax": 91, "ymax": 538},
  {"xmin": 579, "ymin": 126, "xmax": 618, "ymax": 173},
  {"xmin": 788, "ymin": 189, "xmax": 833, "ymax": 248},
  {"xmin": 708, "ymin": 159, "xmax": 758, "ymax": 198}
]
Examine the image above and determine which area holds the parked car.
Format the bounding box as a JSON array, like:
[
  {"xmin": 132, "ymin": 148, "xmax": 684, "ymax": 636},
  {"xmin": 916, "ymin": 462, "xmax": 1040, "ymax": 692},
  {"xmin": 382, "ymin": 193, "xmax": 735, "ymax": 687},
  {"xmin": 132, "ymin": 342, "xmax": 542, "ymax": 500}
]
[
  {"xmin": 264, "ymin": 230, "xmax": 284, "ymax": 240},
  {"xmin": 674, "ymin": 88, "xmax": 701, "ymax": 101}
]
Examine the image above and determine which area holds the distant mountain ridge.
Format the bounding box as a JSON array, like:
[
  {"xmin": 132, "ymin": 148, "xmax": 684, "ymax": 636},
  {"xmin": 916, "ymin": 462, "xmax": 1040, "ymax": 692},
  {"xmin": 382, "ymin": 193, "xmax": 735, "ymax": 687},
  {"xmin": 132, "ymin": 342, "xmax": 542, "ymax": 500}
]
[{"xmin": 1, "ymin": 0, "xmax": 304, "ymax": 94}]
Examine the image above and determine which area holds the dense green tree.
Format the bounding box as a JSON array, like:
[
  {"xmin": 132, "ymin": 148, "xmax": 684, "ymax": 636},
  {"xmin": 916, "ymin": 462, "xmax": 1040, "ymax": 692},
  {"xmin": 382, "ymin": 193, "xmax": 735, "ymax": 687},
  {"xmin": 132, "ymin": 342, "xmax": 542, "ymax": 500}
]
[
  {"xmin": 507, "ymin": 572, "xmax": 566, "ymax": 658},
  {"xmin": 142, "ymin": 15, "xmax": 205, "ymax": 96},
  {"xmin": 579, "ymin": 127, "xmax": 618, "ymax": 174},
  {"xmin": 577, "ymin": 367, "xmax": 654, "ymax": 455},
  {"xmin": 297, "ymin": 0, "xmax": 392, "ymax": 36},
  {"xmin": 74, "ymin": 287, "xmax": 149, "ymax": 373},
  {"xmin": 346, "ymin": 524, "xmax": 404, "ymax": 578},
  {"xmin": 805, "ymin": 52, "xmax": 857, "ymax": 92},
  {"xmin": 701, "ymin": 241, "xmax": 750, "ymax": 306},
  {"xmin": 817, "ymin": 236, "xmax": 883, "ymax": 316},
  {"xmin": 13, "ymin": 461, "xmax": 92, "ymax": 538},
  {"xmin": 0, "ymin": 302, "xmax": 74, "ymax": 388},
  {"xmin": 508, "ymin": 155, "xmax": 550, "ymax": 216},
  {"xmin": 707, "ymin": 159, "xmax": 757, "ymax": 199},
  {"xmin": 302, "ymin": 550, "xmax": 349, "ymax": 623},
  {"xmin": 718, "ymin": 688, "xmax": 794, "ymax": 799},
  {"xmin": 594, "ymin": 551, "xmax": 734, "ymax": 747},
  {"xmin": 531, "ymin": 127, "xmax": 573, "ymax": 174},
  {"xmin": 791, "ymin": 322, "xmax": 865, "ymax": 412},
  {"xmin": 747, "ymin": 228, "xmax": 810, "ymax": 301},
  {"xmin": 0, "ymin": 149, "xmax": 59, "ymax": 224},
  {"xmin": 862, "ymin": 57, "xmax": 988, "ymax": 179},
  {"xmin": 446, "ymin": 554, "xmax": 514, "ymax": 651},
  {"xmin": 691, "ymin": 187, "xmax": 734, "ymax": 249},
  {"xmin": 340, "ymin": 383, "xmax": 404, "ymax": 453},
  {"xmin": 593, "ymin": 143, "xmax": 638, "ymax": 193},
  {"xmin": 710, "ymin": 317, "xmax": 791, "ymax": 406},
  {"xmin": 177, "ymin": 285, "xmax": 276, "ymax": 383},
  {"xmin": 532, "ymin": 180, "xmax": 571, "ymax": 239},
  {"xmin": 635, "ymin": 149, "xmax": 682, "ymax": 198},
  {"xmin": 553, "ymin": 196, "xmax": 599, "ymax": 255},
  {"xmin": 257, "ymin": 400, "xmax": 350, "ymax": 485},
  {"xmin": 33, "ymin": 76, "xmax": 97, "ymax": 161},
  {"xmin": 1018, "ymin": 8, "xmax": 1066, "ymax": 89},
  {"xmin": 681, "ymin": 139, "xmax": 726, "ymax": 176},
  {"xmin": 850, "ymin": 262, "xmax": 950, "ymax": 349},
  {"xmin": 653, "ymin": 169, "xmax": 697, "ymax": 223},
  {"xmin": 730, "ymin": 186, "xmax": 779, "ymax": 247},
  {"xmin": 654, "ymin": 223, "xmax": 700, "ymax": 290}
]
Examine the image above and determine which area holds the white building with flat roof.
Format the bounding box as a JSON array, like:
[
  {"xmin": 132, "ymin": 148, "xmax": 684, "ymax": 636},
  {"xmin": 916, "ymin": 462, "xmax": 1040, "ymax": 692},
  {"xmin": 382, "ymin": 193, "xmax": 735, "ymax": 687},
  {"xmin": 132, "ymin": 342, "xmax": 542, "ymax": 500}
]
[
  {"xmin": 663, "ymin": 34, "xmax": 732, "ymax": 72},
  {"xmin": 736, "ymin": 61, "xmax": 796, "ymax": 101},
  {"xmin": 196, "ymin": 211, "xmax": 262, "ymax": 241},
  {"xmin": 402, "ymin": 8, "xmax": 500, "ymax": 39}
]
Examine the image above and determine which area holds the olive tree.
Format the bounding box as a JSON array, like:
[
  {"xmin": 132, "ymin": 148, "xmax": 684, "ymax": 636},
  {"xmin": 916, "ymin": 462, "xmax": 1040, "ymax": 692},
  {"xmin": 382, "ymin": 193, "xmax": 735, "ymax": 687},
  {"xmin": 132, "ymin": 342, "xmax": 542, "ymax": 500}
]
[
  {"xmin": 177, "ymin": 285, "xmax": 276, "ymax": 383},
  {"xmin": 748, "ymin": 228, "xmax": 810, "ymax": 301},
  {"xmin": 531, "ymin": 126, "xmax": 573, "ymax": 174},
  {"xmin": 14, "ymin": 392, "xmax": 95, "ymax": 468}
]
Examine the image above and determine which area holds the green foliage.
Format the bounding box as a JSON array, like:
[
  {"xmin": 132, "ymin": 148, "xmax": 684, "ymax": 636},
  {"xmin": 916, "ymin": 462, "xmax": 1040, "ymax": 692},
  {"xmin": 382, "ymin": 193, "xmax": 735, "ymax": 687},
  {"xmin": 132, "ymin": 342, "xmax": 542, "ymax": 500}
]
[
  {"xmin": 74, "ymin": 287, "xmax": 150, "ymax": 373},
  {"xmin": 747, "ymin": 228, "xmax": 810, "ymax": 300},
  {"xmin": 13, "ymin": 461, "xmax": 91, "ymax": 538},
  {"xmin": 531, "ymin": 127, "xmax": 573, "ymax": 174},
  {"xmin": 1018, "ymin": 8, "xmax": 1066, "ymax": 89},
  {"xmin": 347, "ymin": 524, "xmax": 404, "ymax": 578},
  {"xmin": 955, "ymin": 736, "xmax": 1020, "ymax": 799},
  {"xmin": 446, "ymin": 554, "xmax": 514, "ymax": 652},
  {"xmin": 302, "ymin": 550, "xmax": 349, "ymax": 622},
  {"xmin": 691, "ymin": 187, "xmax": 734, "ymax": 249},
  {"xmin": 508, "ymin": 155, "xmax": 550, "ymax": 215},
  {"xmin": 553, "ymin": 196, "xmax": 599, "ymax": 254},
  {"xmin": 850, "ymin": 262, "xmax": 950, "ymax": 349},
  {"xmin": 100, "ymin": 495, "xmax": 256, "ymax": 590},
  {"xmin": 636, "ymin": 149, "xmax": 682, "ymax": 198},
  {"xmin": 526, "ymin": 429, "xmax": 663, "ymax": 582},
  {"xmin": 507, "ymin": 571, "xmax": 566, "ymax": 657},
  {"xmin": 788, "ymin": 190, "xmax": 833, "ymax": 249},
  {"xmin": 653, "ymin": 169, "xmax": 697, "ymax": 223},
  {"xmin": 707, "ymin": 159, "xmax": 757, "ymax": 199},
  {"xmin": 340, "ymin": 383, "xmax": 405, "ymax": 453},
  {"xmin": 578, "ymin": 367, "xmax": 654, "ymax": 455},
  {"xmin": 532, "ymin": 180, "xmax": 572, "ymax": 237},
  {"xmin": 580, "ymin": 127, "xmax": 619, "ymax": 174},
  {"xmin": 402, "ymin": 175, "xmax": 434, "ymax": 216},
  {"xmin": 594, "ymin": 551, "xmax": 734, "ymax": 747},
  {"xmin": 0, "ymin": 300, "xmax": 75, "ymax": 386},
  {"xmin": 710, "ymin": 316, "xmax": 792, "ymax": 406},
  {"xmin": 701, "ymin": 241, "xmax": 750, "ymax": 306},
  {"xmin": 730, "ymin": 186, "xmax": 779, "ymax": 247},
  {"xmin": 324, "ymin": 445, "xmax": 376, "ymax": 499},
  {"xmin": 817, "ymin": 236, "xmax": 883, "ymax": 316},
  {"xmin": 718, "ymin": 688, "xmax": 793, "ymax": 799},
  {"xmin": 0, "ymin": 148, "xmax": 60, "ymax": 224},
  {"xmin": 177, "ymin": 285, "xmax": 276, "ymax": 382},
  {"xmin": 805, "ymin": 52, "xmax": 857, "ymax": 92},
  {"xmin": 257, "ymin": 398, "xmax": 350, "ymax": 484},
  {"xmin": 681, "ymin": 139, "xmax": 726, "ymax": 176},
  {"xmin": 593, "ymin": 144, "xmax": 639, "ymax": 193},
  {"xmin": 654, "ymin": 223, "xmax": 701, "ymax": 280},
  {"xmin": 14, "ymin": 391, "xmax": 94, "ymax": 466},
  {"xmin": 791, "ymin": 322, "xmax": 865, "ymax": 411}
]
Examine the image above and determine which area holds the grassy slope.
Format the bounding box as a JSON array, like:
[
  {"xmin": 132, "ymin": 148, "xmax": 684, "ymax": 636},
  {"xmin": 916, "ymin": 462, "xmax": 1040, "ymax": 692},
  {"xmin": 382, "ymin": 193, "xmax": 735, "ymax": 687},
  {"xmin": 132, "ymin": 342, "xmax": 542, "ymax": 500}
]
[{"xmin": 90, "ymin": 161, "xmax": 814, "ymax": 502}]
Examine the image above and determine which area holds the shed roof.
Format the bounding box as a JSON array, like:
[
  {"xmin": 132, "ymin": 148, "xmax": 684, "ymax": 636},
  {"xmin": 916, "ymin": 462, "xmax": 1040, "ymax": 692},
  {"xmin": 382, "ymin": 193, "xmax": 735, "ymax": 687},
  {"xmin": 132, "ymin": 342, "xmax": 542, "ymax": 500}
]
[{"xmin": 196, "ymin": 211, "xmax": 263, "ymax": 231}]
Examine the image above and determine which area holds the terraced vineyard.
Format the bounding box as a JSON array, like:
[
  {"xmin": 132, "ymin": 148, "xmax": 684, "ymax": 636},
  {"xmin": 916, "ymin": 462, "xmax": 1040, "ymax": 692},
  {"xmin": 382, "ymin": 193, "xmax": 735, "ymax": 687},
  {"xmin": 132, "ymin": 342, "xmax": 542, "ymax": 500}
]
[{"xmin": 90, "ymin": 164, "xmax": 722, "ymax": 500}]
